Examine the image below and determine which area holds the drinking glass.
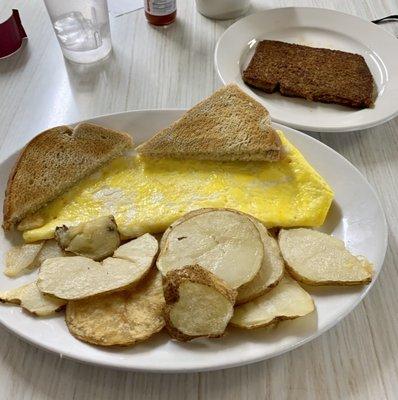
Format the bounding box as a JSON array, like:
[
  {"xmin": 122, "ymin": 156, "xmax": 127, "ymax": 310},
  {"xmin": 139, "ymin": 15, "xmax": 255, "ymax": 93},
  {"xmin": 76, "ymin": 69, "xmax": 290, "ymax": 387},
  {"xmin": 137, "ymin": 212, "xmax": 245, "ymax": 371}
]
[{"xmin": 43, "ymin": 0, "xmax": 112, "ymax": 63}]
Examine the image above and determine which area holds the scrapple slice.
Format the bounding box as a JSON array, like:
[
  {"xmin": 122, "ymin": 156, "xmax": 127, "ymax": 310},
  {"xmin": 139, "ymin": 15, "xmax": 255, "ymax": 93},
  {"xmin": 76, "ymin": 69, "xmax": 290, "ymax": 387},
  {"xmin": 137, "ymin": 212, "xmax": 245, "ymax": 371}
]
[{"xmin": 243, "ymin": 40, "xmax": 375, "ymax": 109}]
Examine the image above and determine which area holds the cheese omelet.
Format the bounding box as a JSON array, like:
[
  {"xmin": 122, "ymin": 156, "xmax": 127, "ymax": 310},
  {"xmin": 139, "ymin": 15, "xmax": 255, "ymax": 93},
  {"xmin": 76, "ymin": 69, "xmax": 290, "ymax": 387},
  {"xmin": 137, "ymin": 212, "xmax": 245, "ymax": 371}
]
[{"xmin": 23, "ymin": 132, "xmax": 333, "ymax": 242}]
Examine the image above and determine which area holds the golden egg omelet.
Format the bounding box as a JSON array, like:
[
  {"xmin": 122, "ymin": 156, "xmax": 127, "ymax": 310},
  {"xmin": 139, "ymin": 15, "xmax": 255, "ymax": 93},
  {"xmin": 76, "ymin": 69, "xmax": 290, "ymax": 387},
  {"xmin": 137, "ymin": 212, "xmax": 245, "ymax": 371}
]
[{"xmin": 23, "ymin": 132, "xmax": 333, "ymax": 242}]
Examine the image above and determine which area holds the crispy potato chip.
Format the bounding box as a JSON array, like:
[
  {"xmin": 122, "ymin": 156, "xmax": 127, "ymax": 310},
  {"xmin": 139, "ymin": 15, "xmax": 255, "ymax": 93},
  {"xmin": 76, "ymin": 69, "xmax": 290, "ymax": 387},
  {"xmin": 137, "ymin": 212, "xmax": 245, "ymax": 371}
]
[
  {"xmin": 278, "ymin": 228, "xmax": 373, "ymax": 285},
  {"xmin": 5, "ymin": 242, "xmax": 44, "ymax": 277},
  {"xmin": 65, "ymin": 269, "xmax": 165, "ymax": 346},
  {"xmin": 157, "ymin": 209, "xmax": 263, "ymax": 289},
  {"xmin": 163, "ymin": 265, "xmax": 236, "ymax": 341},
  {"xmin": 0, "ymin": 281, "xmax": 66, "ymax": 316},
  {"xmin": 38, "ymin": 233, "xmax": 158, "ymax": 300},
  {"xmin": 231, "ymin": 275, "xmax": 314, "ymax": 329}
]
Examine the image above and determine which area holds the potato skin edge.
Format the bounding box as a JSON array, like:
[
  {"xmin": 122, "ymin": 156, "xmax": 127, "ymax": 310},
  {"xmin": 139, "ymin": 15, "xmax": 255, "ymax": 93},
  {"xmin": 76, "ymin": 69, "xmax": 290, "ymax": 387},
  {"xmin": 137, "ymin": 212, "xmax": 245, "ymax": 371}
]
[
  {"xmin": 284, "ymin": 263, "xmax": 372, "ymax": 286},
  {"xmin": 235, "ymin": 274, "xmax": 283, "ymax": 306},
  {"xmin": 163, "ymin": 265, "xmax": 236, "ymax": 342},
  {"xmin": 230, "ymin": 313, "xmax": 310, "ymax": 330}
]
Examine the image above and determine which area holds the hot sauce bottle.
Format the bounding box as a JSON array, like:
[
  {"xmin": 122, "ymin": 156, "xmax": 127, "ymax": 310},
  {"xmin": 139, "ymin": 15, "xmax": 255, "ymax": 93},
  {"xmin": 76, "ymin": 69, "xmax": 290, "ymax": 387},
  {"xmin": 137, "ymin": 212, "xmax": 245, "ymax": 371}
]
[{"xmin": 145, "ymin": 0, "xmax": 177, "ymax": 26}]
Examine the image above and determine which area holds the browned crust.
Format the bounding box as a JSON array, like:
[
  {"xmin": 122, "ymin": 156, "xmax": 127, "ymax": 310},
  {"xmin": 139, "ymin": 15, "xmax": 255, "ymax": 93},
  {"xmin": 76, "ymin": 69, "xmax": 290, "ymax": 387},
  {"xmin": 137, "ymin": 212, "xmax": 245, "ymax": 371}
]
[
  {"xmin": 3, "ymin": 123, "xmax": 133, "ymax": 230},
  {"xmin": 65, "ymin": 268, "xmax": 165, "ymax": 346},
  {"xmin": 65, "ymin": 296, "xmax": 165, "ymax": 347},
  {"xmin": 66, "ymin": 324, "xmax": 164, "ymax": 347},
  {"xmin": 230, "ymin": 313, "xmax": 308, "ymax": 330},
  {"xmin": 163, "ymin": 265, "xmax": 237, "ymax": 342},
  {"xmin": 243, "ymin": 40, "xmax": 375, "ymax": 109},
  {"xmin": 29, "ymin": 303, "xmax": 66, "ymax": 317}
]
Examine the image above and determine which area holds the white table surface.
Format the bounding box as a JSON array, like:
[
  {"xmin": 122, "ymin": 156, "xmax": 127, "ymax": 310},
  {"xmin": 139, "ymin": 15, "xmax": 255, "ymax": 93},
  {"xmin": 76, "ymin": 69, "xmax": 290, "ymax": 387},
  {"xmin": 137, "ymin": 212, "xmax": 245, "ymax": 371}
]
[{"xmin": 0, "ymin": 0, "xmax": 397, "ymax": 399}]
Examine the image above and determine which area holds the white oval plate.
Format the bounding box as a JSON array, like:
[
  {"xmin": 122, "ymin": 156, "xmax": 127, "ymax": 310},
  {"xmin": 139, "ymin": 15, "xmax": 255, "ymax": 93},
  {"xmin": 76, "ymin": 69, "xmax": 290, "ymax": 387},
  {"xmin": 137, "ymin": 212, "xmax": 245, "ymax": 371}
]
[
  {"xmin": 215, "ymin": 7, "xmax": 398, "ymax": 132},
  {"xmin": 0, "ymin": 110, "xmax": 387, "ymax": 372}
]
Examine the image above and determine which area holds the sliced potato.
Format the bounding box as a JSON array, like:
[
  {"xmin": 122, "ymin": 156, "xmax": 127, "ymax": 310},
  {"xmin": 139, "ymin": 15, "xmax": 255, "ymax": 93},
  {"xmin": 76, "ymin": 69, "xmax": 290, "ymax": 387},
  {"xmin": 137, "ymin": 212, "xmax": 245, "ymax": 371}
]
[
  {"xmin": 36, "ymin": 239, "xmax": 65, "ymax": 264},
  {"xmin": 159, "ymin": 208, "xmax": 212, "ymax": 250},
  {"xmin": 38, "ymin": 233, "xmax": 158, "ymax": 300},
  {"xmin": 237, "ymin": 219, "xmax": 284, "ymax": 304},
  {"xmin": 0, "ymin": 282, "xmax": 66, "ymax": 316},
  {"xmin": 278, "ymin": 228, "xmax": 373, "ymax": 285},
  {"xmin": 65, "ymin": 269, "xmax": 165, "ymax": 346},
  {"xmin": 157, "ymin": 209, "xmax": 264, "ymax": 289},
  {"xmin": 55, "ymin": 215, "xmax": 120, "ymax": 260},
  {"xmin": 163, "ymin": 265, "xmax": 236, "ymax": 341},
  {"xmin": 231, "ymin": 275, "xmax": 314, "ymax": 329},
  {"xmin": 5, "ymin": 243, "xmax": 43, "ymax": 277},
  {"xmin": 4, "ymin": 240, "xmax": 65, "ymax": 278},
  {"xmin": 114, "ymin": 234, "xmax": 159, "ymax": 262},
  {"xmin": 161, "ymin": 209, "xmax": 283, "ymax": 304}
]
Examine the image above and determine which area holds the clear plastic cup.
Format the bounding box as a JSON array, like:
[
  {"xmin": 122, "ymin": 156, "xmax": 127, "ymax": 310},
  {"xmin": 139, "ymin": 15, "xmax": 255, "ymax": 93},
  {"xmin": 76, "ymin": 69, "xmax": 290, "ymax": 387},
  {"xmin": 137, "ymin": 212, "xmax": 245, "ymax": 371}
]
[{"xmin": 43, "ymin": 0, "xmax": 112, "ymax": 63}]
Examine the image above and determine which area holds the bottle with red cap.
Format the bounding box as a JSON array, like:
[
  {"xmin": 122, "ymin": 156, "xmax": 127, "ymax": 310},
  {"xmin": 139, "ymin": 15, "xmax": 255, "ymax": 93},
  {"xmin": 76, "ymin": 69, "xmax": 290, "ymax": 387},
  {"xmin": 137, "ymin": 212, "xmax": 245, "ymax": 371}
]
[{"xmin": 144, "ymin": 0, "xmax": 176, "ymax": 26}]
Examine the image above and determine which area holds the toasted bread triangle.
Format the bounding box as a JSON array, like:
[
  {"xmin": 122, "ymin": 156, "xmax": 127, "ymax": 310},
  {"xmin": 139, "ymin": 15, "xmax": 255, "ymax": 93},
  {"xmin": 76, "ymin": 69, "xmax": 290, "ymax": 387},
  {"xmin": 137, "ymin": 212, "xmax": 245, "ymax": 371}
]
[
  {"xmin": 3, "ymin": 123, "xmax": 133, "ymax": 230},
  {"xmin": 136, "ymin": 84, "xmax": 282, "ymax": 162}
]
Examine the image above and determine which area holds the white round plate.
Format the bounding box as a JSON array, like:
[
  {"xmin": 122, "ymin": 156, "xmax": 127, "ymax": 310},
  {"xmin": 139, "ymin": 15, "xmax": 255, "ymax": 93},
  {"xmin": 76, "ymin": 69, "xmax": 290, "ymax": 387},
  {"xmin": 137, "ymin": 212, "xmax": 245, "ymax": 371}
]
[
  {"xmin": 0, "ymin": 110, "xmax": 387, "ymax": 372},
  {"xmin": 215, "ymin": 7, "xmax": 398, "ymax": 132}
]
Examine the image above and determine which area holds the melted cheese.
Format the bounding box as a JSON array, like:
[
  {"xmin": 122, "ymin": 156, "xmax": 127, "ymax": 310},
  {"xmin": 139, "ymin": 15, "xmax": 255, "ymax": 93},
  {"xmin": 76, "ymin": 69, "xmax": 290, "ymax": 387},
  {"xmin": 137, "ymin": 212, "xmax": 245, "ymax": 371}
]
[{"xmin": 23, "ymin": 132, "xmax": 333, "ymax": 242}]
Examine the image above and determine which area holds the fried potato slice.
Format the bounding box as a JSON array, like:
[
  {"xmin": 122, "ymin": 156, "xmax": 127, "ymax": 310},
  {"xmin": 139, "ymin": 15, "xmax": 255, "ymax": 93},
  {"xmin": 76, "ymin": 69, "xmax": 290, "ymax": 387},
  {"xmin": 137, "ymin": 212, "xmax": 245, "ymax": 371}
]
[
  {"xmin": 65, "ymin": 269, "xmax": 165, "ymax": 346},
  {"xmin": 4, "ymin": 240, "xmax": 65, "ymax": 278},
  {"xmin": 160, "ymin": 209, "xmax": 283, "ymax": 304},
  {"xmin": 236, "ymin": 218, "xmax": 284, "ymax": 304},
  {"xmin": 0, "ymin": 281, "xmax": 66, "ymax": 316},
  {"xmin": 36, "ymin": 239, "xmax": 65, "ymax": 263},
  {"xmin": 157, "ymin": 209, "xmax": 264, "ymax": 289},
  {"xmin": 38, "ymin": 233, "xmax": 158, "ymax": 300},
  {"xmin": 55, "ymin": 216, "xmax": 120, "ymax": 260},
  {"xmin": 278, "ymin": 228, "xmax": 373, "ymax": 285},
  {"xmin": 159, "ymin": 208, "xmax": 212, "ymax": 249},
  {"xmin": 163, "ymin": 265, "xmax": 237, "ymax": 341},
  {"xmin": 231, "ymin": 275, "xmax": 314, "ymax": 329},
  {"xmin": 5, "ymin": 243, "xmax": 43, "ymax": 277}
]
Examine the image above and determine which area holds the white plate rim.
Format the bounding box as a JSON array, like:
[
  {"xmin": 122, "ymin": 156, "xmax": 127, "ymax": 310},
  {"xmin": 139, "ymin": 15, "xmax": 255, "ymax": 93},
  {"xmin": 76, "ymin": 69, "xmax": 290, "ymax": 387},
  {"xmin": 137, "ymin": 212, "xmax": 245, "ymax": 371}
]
[
  {"xmin": 214, "ymin": 7, "xmax": 398, "ymax": 132},
  {"xmin": 0, "ymin": 109, "xmax": 388, "ymax": 373}
]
